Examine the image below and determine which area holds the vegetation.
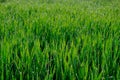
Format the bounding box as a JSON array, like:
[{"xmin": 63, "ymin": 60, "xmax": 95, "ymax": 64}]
[
  {"xmin": 0, "ymin": 0, "xmax": 120, "ymax": 80},
  {"xmin": 0, "ymin": 0, "xmax": 6, "ymax": 3}
]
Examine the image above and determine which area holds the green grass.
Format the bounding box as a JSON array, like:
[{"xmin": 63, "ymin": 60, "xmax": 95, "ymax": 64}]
[{"xmin": 0, "ymin": 0, "xmax": 120, "ymax": 80}]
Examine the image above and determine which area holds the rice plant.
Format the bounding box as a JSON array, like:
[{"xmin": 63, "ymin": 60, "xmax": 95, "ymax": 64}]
[{"xmin": 0, "ymin": 0, "xmax": 120, "ymax": 80}]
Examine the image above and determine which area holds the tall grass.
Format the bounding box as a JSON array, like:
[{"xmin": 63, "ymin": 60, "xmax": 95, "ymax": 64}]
[{"xmin": 0, "ymin": 0, "xmax": 120, "ymax": 80}]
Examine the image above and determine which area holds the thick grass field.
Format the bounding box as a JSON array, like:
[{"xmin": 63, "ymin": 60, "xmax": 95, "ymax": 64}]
[{"xmin": 0, "ymin": 0, "xmax": 120, "ymax": 80}]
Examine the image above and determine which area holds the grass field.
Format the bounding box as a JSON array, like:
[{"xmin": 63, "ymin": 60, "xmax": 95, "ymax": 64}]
[{"xmin": 0, "ymin": 0, "xmax": 120, "ymax": 80}]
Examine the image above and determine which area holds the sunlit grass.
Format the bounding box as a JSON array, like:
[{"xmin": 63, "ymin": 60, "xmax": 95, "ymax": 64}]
[{"xmin": 0, "ymin": 0, "xmax": 120, "ymax": 80}]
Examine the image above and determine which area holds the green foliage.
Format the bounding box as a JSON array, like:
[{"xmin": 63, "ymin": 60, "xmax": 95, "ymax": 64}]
[
  {"xmin": 0, "ymin": 0, "xmax": 120, "ymax": 80},
  {"xmin": 0, "ymin": 0, "xmax": 6, "ymax": 2}
]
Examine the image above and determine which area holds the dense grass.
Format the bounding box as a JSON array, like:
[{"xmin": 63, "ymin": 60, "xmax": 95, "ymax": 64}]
[{"xmin": 0, "ymin": 0, "xmax": 120, "ymax": 80}]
